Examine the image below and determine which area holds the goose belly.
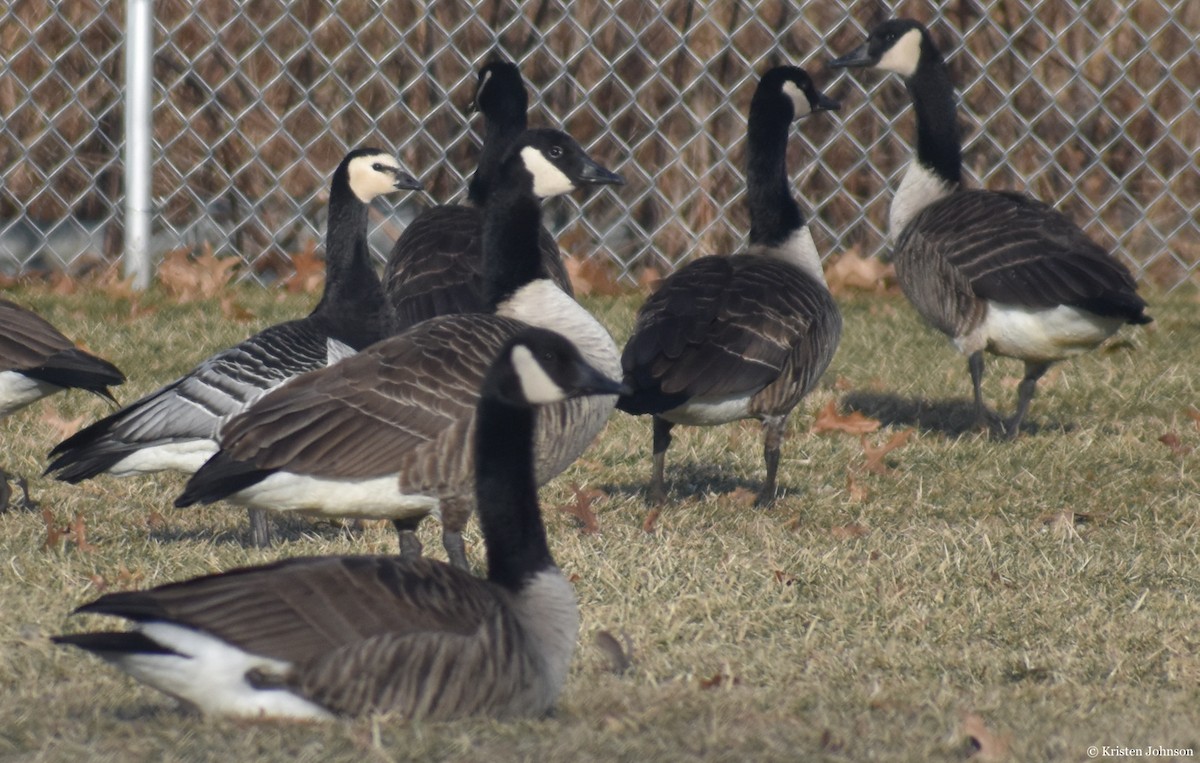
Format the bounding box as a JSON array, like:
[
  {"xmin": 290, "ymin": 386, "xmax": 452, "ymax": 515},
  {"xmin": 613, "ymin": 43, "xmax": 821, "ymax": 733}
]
[
  {"xmin": 0, "ymin": 371, "xmax": 59, "ymax": 417},
  {"xmin": 232, "ymin": 472, "xmax": 439, "ymax": 520},
  {"xmin": 659, "ymin": 394, "xmax": 754, "ymax": 427},
  {"xmin": 118, "ymin": 622, "xmax": 332, "ymax": 719},
  {"xmin": 107, "ymin": 439, "xmax": 218, "ymax": 476},
  {"xmin": 959, "ymin": 302, "xmax": 1124, "ymax": 362}
]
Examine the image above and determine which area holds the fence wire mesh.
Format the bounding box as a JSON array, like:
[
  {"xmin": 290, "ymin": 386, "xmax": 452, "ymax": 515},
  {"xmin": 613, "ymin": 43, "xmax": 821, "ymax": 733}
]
[{"xmin": 1, "ymin": 1, "xmax": 1197, "ymax": 289}]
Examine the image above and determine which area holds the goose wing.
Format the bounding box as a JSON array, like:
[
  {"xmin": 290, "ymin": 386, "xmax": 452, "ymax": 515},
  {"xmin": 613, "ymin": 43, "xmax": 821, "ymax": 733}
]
[
  {"xmin": 0, "ymin": 299, "xmax": 124, "ymax": 392},
  {"xmin": 383, "ymin": 205, "xmax": 570, "ymax": 333},
  {"xmin": 46, "ymin": 319, "xmax": 341, "ymax": 481},
  {"xmin": 619, "ymin": 255, "xmax": 837, "ymax": 413},
  {"xmin": 903, "ymin": 190, "xmax": 1149, "ymax": 321},
  {"xmin": 215, "ymin": 314, "xmax": 525, "ymax": 479}
]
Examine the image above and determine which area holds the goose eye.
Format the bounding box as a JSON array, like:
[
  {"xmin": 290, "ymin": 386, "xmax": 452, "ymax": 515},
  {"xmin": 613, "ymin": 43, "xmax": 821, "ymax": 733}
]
[
  {"xmin": 547, "ymin": 145, "xmax": 564, "ymax": 159},
  {"xmin": 372, "ymin": 163, "xmax": 386, "ymax": 172},
  {"xmin": 541, "ymin": 351, "xmax": 556, "ymax": 362}
]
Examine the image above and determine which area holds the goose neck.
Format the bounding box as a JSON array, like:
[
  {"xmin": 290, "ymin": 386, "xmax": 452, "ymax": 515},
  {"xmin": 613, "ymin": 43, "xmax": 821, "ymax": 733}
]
[
  {"xmin": 311, "ymin": 189, "xmax": 384, "ymax": 345},
  {"xmin": 468, "ymin": 115, "xmax": 527, "ymax": 206},
  {"xmin": 482, "ymin": 189, "xmax": 546, "ymax": 310},
  {"xmin": 906, "ymin": 59, "xmax": 963, "ymax": 188},
  {"xmin": 745, "ymin": 101, "xmax": 805, "ymax": 250}
]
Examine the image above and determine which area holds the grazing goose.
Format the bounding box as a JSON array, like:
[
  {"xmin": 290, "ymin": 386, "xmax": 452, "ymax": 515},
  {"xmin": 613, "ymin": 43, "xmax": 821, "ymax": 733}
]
[
  {"xmin": 829, "ymin": 19, "xmax": 1151, "ymax": 436},
  {"xmin": 0, "ymin": 299, "xmax": 124, "ymax": 419},
  {"xmin": 382, "ymin": 60, "xmax": 572, "ymax": 333},
  {"xmin": 54, "ymin": 327, "xmax": 625, "ymax": 720},
  {"xmin": 618, "ymin": 66, "xmax": 843, "ymax": 506},
  {"xmin": 175, "ymin": 129, "xmax": 624, "ymax": 570},
  {"xmin": 46, "ymin": 149, "xmax": 421, "ymax": 546}
]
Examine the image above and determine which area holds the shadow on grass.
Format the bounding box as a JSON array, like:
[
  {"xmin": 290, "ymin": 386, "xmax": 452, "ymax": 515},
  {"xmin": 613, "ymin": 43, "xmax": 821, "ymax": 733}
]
[
  {"xmin": 840, "ymin": 391, "xmax": 1072, "ymax": 438},
  {"xmin": 148, "ymin": 512, "xmax": 370, "ymax": 548},
  {"xmin": 602, "ymin": 461, "xmax": 772, "ymax": 505}
]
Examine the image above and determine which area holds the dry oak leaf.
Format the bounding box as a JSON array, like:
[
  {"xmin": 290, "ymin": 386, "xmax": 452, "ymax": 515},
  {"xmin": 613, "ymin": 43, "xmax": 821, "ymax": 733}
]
[
  {"xmin": 40, "ymin": 409, "xmax": 86, "ymax": 440},
  {"xmin": 284, "ymin": 240, "xmax": 325, "ymax": 294},
  {"xmin": 830, "ymin": 523, "xmax": 869, "ymax": 540},
  {"xmin": 822, "ymin": 247, "xmax": 896, "ymax": 295},
  {"xmin": 220, "ymin": 294, "xmax": 255, "ymax": 323},
  {"xmin": 556, "ymin": 483, "xmax": 603, "ymax": 534},
  {"xmin": 699, "ymin": 672, "xmax": 741, "ymax": 690},
  {"xmin": 846, "ymin": 472, "xmax": 869, "ymax": 502},
  {"xmin": 158, "ymin": 244, "xmax": 239, "ymax": 302},
  {"xmin": 564, "ymin": 255, "xmax": 622, "ymax": 297},
  {"xmin": 811, "ymin": 400, "xmax": 881, "ymax": 436},
  {"xmin": 726, "ymin": 486, "xmax": 759, "ymax": 507},
  {"xmin": 1159, "ymin": 432, "xmax": 1193, "ymax": 457},
  {"xmin": 862, "ymin": 429, "xmax": 914, "ymax": 475},
  {"xmin": 961, "ymin": 712, "xmax": 1011, "ymax": 761},
  {"xmin": 642, "ymin": 507, "xmax": 661, "ymax": 534},
  {"xmin": 1185, "ymin": 406, "xmax": 1200, "ymax": 431}
]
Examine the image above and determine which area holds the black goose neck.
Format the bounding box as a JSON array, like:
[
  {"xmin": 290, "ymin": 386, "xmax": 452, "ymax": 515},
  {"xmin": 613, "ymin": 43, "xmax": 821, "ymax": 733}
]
[
  {"xmin": 475, "ymin": 394, "xmax": 554, "ymax": 591},
  {"xmin": 310, "ymin": 184, "xmax": 385, "ymax": 347},
  {"xmin": 745, "ymin": 92, "xmax": 804, "ymax": 248},
  {"xmin": 907, "ymin": 50, "xmax": 963, "ymax": 187},
  {"xmin": 468, "ymin": 107, "xmax": 528, "ymax": 205},
  {"xmin": 482, "ymin": 186, "xmax": 547, "ymax": 310}
]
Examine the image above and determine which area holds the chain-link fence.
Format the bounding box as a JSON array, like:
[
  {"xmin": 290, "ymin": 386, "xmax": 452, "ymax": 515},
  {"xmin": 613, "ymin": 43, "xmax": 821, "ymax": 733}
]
[{"xmin": 2, "ymin": 1, "xmax": 1197, "ymax": 289}]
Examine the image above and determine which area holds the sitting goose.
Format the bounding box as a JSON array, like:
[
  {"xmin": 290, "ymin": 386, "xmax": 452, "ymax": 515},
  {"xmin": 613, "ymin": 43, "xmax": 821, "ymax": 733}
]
[
  {"xmin": 54, "ymin": 327, "xmax": 626, "ymax": 720},
  {"xmin": 618, "ymin": 66, "xmax": 843, "ymax": 506},
  {"xmin": 829, "ymin": 19, "xmax": 1150, "ymax": 437},
  {"xmin": 46, "ymin": 149, "xmax": 421, "ymax": 546},
  {"xmin": 175, "ymin": 129, "xmax": 624, "ymax": 570},
  {"xmin": 382, "ymin": 60, "xmax": 572, "ymax": 333}
]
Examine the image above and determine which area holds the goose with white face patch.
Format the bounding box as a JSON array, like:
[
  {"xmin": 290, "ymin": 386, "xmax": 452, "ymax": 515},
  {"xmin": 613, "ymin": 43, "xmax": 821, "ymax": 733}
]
[
  {"xmin": 54, "ymin": 328, "xmax": 626, "ymax": 721},
  {"xmin": 617, "ymin": 66, "xmax": 843, "ymax": 506},
  {"xmin": 175, "ymin": 129, "xmax": 624, "ymax": 570},
  {"xmin": 829, "ymin": 19, "xmax": 1150, "ymax": 437},
  {"xmin": 382, "ymin": 60, "xmax": 572, "ymax": 334},
  {"xmin": 45, "ymin": 149, "xmax": 421, "ymax": 545}
]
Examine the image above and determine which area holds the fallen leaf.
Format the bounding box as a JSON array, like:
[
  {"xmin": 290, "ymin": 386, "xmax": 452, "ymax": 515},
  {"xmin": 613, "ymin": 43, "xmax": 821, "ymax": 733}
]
[
  {"xmin": 1186, "ymin": 407, "xmax": 1200, "ymax": 431},
  {"xmin": 1159, "ymin": 432, "xmax": 1193, "ymax": 456},
  {"xmin": 158, "ymin": 244, "xmax": 239, "ymax": 302},
  {"xmin": 726, "ymin": 486, "xmax": 758, "ymax": 507},
  {"xmin": 564, "ymin": 255, "xmax": 622, "ymax": 297},
  {"xmin": 41, "ymin": 508, "xmax": 66, "ymax": 550},
  {"xmin": 637, "ymin": 265, "xmax": 663, "ymax": 293},
  {"xmin": 961, "ymin": 712, "xmax": 1010, "ymax": 761},
  {"xmin": 699, "ymin": 672, "xmax": 741, "ymax": 690},
  {"xmin": 284, "ymin": 240, "xmax": 325, "ymax": 294},
  {"xmin": 830, "ymin": 523, "xmax": 870, "ymax": 540},
  {"xmin": 594, "ymin": 630, "xmax": 633, "ymax": 675},
  {"xmin": 67, "ymin": 514, "xmax": 97, "ymax": 553},
  {"xmin": 822, "ymin": 247, "xmax": 896, "ymax": 296},
  {"xmin": 114, "ymin": 563, "xmax": 143, "ymax": 587},
  {"xmin": 219, "ymin": 295, "xmax": 255, "ymax": 322},
  {"xmin": 40, "ymin": 409, "xmax": 85, "ymax": 440},
  {"xmin": 846, "ymin": 472, "xmax": 869, "ymax": 502},
  {"xmin": 862, "ymin": 429, "xmax": 914, "ymax": 474},
  {"xmin": 556, "ymin": 483, "xmax": 603, "ymax": 534},
  {"xmin": 811, "ymin": 400, "xmax": 881, "ymax": 436},
  {"xmin": 145, "ymin": 509, "xmax": 167, "ymax": 529},
  {"xmin": 773, "ymin": 569, "xmax": 797, "ymax": 586},
  {"xmin": 642, "ymin": 507, "xmax": 661, "ymax": 534}
]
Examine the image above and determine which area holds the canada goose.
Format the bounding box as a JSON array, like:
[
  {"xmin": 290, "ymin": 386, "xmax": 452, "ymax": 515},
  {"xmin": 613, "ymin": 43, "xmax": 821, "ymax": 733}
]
[
  {"xmin": 54, "ymin": 327, "xmax": 625, "ymax": 720},
  {"xmin": 46, "ymin": 149, "xmax": 421, "ymax": 546},
  {"xmin": 618, "ymin": 66, "xmax": 843, "ymax": 506},
  {"xmin": 175, "ymin": 129, "xmax": 624, "ymax": 570},
  {"xmin": 382, "ymin": 60, "xmax": 572, "ymax": 333},
  {"xmin": 0, "ymin": 299, "xmax": 124, "ymax": 419},
  {"xmin": 829, "ymin": 19, "xmax": 1151, "ymax": 437}
]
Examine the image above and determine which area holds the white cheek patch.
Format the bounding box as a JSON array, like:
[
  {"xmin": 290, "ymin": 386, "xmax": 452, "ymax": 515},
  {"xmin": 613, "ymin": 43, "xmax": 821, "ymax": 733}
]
[
  {"xmin": 876, "ymin": 28, "xmax": 923, "ymax": 77},
  {"xmin": 782, "ymin": 80, "xmax": 810, "ymax": 117},
  {"xmin": 347, "ymin": 154, "xmax": 402, "ymax": 202},
  {"xmin": 519, "ymin": 146, "xmax": 576, "ymax": 198},
  {"xmin": 511, "ymin": 345, "xmax": 566, "ymax": 404}
]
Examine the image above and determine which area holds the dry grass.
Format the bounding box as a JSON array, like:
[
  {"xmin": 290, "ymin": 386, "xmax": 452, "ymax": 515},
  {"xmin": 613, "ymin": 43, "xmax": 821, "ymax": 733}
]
[{"xmin": 1, "ymin": 282, "xmax": 1198, "ymax": 761}]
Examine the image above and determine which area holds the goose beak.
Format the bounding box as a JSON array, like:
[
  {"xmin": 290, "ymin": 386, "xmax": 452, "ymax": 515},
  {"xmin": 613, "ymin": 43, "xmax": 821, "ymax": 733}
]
[
  {"xmin": 577, "ymin": 158, "xmax": 625, "ymax": 187},
  {"xmin": 812, "ymin": 91, "xmax": 842, "ymax": 112},
  {"xmin": 573, "ymin": 366, "xmax": 630, "ymax": 398},
  {"xmin": 828, "ymin": 43, "xmax": 875, "ymax": 69},
  {"xmin": 391, "ymin": 169, "xmax": 424, "ymax": 191}
]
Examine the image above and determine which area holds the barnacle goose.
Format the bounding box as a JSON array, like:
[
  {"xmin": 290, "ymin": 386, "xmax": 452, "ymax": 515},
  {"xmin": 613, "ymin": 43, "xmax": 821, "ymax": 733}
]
[
  {"xmin": 46, "ymin": 149, "xmax": 421, "ymax": 545},
  {"xmin": 382, "ymin": 60, "xmax": 572, "ymax": 333},
  {"xmin": 0, "ymin": 298, "xmax": 124, "ymax": 422},
  {"xmin": 175, "ymin": 129, "xmax": 624, "ymax": 570},
  {"xmin": 618, "ymin": 66, "xmax": 843, "ymax": 506},
  {"xmin": 55, "ymin": 327, "xmax": 625, "ymax": 720},
  {"xmin": 829, "ymin": 19, "xmax": 1151, "ymax": 437}
]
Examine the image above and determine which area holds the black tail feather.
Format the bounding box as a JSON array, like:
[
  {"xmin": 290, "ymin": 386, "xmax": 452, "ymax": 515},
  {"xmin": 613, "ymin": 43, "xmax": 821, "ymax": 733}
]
[
  {"xmin": 175, "ymin": 451, "xmax": 274, "ymax": 508},
  {"xmin": 52, "ymin": 630, "xmax": 181, "ymax": 658}
]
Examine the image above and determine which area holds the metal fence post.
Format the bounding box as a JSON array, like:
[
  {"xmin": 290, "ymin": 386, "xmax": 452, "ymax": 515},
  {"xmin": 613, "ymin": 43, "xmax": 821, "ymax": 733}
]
[{"xmin": 123, "ymin": 0, "xmax": 153, "ymax": 290}]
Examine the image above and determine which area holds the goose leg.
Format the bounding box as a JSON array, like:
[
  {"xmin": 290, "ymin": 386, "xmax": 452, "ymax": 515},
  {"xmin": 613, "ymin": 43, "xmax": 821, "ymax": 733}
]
[
  {"xmin": 440, "ymin": 497, "xmax": 471, "ymax": 571},
  {"xmin": 650, "ymin": 416, "xmax": 674, "ymax": 505},
  {"xmin": 756, "ymin": 415, "xmax": 788, "ymax": 507},
  {"xmin": 393, "ymin": 517, "xmax": 423, "ymax": 559},
  {"xmin": 968, "ymin": 351, "xmax": 1000, "ymax": 432},
  {"xmin": 247, "ymin": 508, "xmax": 273, "ymax": 548},
  {"xmin": 1005, "ymin": 361, "xmax": 1050, "ymax": 439},
  {"xmin": 0, "ymin": 469, "xmax": 10, "ymax": 513}
]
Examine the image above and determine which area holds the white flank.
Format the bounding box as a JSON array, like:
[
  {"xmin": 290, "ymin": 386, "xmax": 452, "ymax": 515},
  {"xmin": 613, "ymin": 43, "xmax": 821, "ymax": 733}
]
[
  {"xmin": 496, "ymin": 279, "xmax": 621, "ymax": 378},
  {"xmin": 662, "ymin": 393, "xmax": 754, "ymax": 427},
  {"xmin": 326, "ymin": 338, "xmax": 356, "ymax": 365},
  {"xmin": 889, "ymin": 162, "xmax": 954, "ymax": 241},
  {"xmin": 511, "ymin": 568, "xmax": 579, "ymax": 711},
  {"xmin": 0, "ymin": 370, "xmax": 59, "ymax": 418},
  {"xmin": 519, "ymin": 147, "xmax": 576, "ymax": 198},
  {"xmin": 876, "ymin": 28, "xmax": 923, "ymax": 77},
  {"xmin": 115, "ymin": 622, "xmax": 332, "ymax": 719},
  {"xmin": 955, "ymin": 302, "xmax": 1124, "ymax": 362},
  {"xmin": 230, "ymin": 471, "xmax": 440, "ymax": 520},
  {"xmin": 510, "ymin": 345, "xmax": 567, "ymax": 404},
  {"xmin": 108, "ymin": 439, "xmax": 218, "ymax": 477},
  {"xmin": 781, "ymin": 80, "xmax": 810, "ymax": 118},
  {"xmin": 347, "ymin": 153, "xmax": 403, "ymax": 203}
]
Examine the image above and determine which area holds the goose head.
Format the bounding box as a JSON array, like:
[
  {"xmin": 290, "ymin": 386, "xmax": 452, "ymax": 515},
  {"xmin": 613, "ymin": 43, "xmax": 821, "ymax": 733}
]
[
  {"xmin": 827, "ymin": 19, "xmax": 936, "ymax": 79},
  {"xmin": 471, "ymin": 60, "xmax": 527, "ymax": 119},
  {"xmin": 341, "ymin": 148, "xmax": 423, "ymax": 203},
  {"xmin": 504, "ymin": 128, "xmax": 625, "ymax": 200},
  {"xmin": 489, "ymin": 328, "xmax": 629, "ymax": 407},
  {"xmin": 755, "ymin": 65, "xmax": 841, "ymax": 121}
]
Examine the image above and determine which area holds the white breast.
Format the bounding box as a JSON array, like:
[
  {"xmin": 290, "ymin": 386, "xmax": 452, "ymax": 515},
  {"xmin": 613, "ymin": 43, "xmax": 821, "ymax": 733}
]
[
  {"xmin": 511, "ymin": 568, "xmax": 579, "ymax": 708},
  {"xmin": 746, "ymin": 226, "xmax": 825, "ymax": 284},
  {"xmin": 0, "ymin": 370, "xmax": 59, "ymax": 418},
  {"xmin": 957, "ymin": 302, "xmax": 1125, "ymax": 362},
  {"xmin": 496, "ymin": 279, "xmax": 621, "ymax": 378},
  {"xmin": 889, "ymin": 162, "xmax": 953, "ymax": 241}
]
